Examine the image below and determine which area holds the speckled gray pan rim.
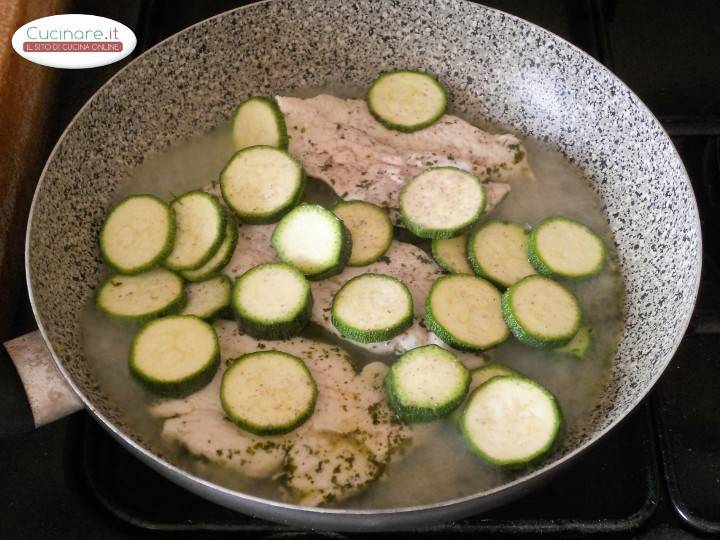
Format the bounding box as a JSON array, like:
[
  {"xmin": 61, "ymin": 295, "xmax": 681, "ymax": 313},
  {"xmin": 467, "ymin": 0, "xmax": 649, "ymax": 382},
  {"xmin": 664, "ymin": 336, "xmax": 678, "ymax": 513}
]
[{"xmin": 28, "ymin": 0, "xmax": 700, "ymax": 520}]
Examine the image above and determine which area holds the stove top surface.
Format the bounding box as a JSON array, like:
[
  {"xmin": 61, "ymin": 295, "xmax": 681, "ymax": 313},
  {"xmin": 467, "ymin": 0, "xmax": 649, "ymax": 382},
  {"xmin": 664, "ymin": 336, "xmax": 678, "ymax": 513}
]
[{"xmin": 2, "ymin": 1, "xmax": 719, "ymax": 538}]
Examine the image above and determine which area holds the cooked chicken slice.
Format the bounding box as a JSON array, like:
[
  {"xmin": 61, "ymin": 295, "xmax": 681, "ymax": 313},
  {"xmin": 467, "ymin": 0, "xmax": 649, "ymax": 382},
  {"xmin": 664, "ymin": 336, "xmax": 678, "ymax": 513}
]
[
  {"xmin": 150, "ymin": 349, "xmax": 288, "ymax": 479},
  {"xmin": 161, "ymin": 410, "xmax": 288, "ymax": 479},
  {"xmin": 485, "ymin": 181, "xmax": 512, "ymax": 213},
  {"xmin": 150, "ymin": 323, "xmax": 412, "ymax": 505},
  {"xmin": 222, "ymin": 222, "xmax": 275, "ymax": 277},
  {"xmin": 282, "ymin": 431, "xmax": 381, "ymax": 507},
  {"xmin": 277, "ymin": 94, "xmax": 531, "ymax": 215}
]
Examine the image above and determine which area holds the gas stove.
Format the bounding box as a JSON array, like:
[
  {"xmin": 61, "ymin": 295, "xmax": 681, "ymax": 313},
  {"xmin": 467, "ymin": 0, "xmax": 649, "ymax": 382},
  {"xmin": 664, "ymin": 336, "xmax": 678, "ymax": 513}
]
[{"xmin": 1, "ymin": 1, "xmax": 719, "ymax": 538}]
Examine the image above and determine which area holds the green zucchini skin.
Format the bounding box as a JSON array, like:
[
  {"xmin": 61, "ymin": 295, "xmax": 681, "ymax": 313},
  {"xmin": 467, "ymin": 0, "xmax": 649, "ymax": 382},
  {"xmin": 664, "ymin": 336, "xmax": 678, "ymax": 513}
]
[
  {"xmin": 129, "ymin": 316, "xmax": 220, "ymax": 398},
  {"xmin": 424, "ymin": 275, "xmax": 509, "ymax": 351},
  {"xmin": 219, "ymin": 145, "xmax": 305, "ymax": 224},
  {"xmin": 527, "ymin": 216, "xmax": 606, "ymax": 280},
  {"xmin": 461, "ymin": 375, "xmax": 563, "ymax": 469},
  {"xmin": 99, "ymin": 194, "xmax": 176, "ymax": 275},
  {"xmin": 180, "ymin": 216, "xmax": 239, "ymax": 282},
  {"xmin": 431, "ymin": 234, "xmax": 473, "ymax": 274},
  {"xmin": 468, "ymin": 219, "xmax": 536, "ymax": 288},
  {"xmin": 180, "ymin": 275, "xmax": 232, "ymax": 320},
  {"xmin": 272, "ymin": 205, "xmax": 353, "ymax": 281},
  {"xmin": 332, "ymin": 200, "xmax": 393, "ymax": 266},
  {"xmin": 95, "ymin": 269, "xmax": 186, "ymax": 324},
  {"xmin": 385, "ymin": 344, "xmax": 469, "ymax": 423},
  {"xmin": 501, "ymin": 275, "xmax": 582, "ymax": 349},
  {"xmin": 165, "ymin": 191, "xmax": 227, "ymax": 272},
  {"xmin": 399, "ymin": 167, "xmax": 486, "ymax": 240},
  {"xmin": 220, "ymin": 351, "xmax": 317, "ymax": 436},
  {"xmin": 231, "ymin": 263, "xmax": 312, "ymax": 340},
  {"xmin": 131, "ymin": 353, "xmax": 218, "ymax": 398},
  {"xmin": 469, "ymin": 363, "xmax": 519, "ymax": 392},
  {"xmin": 234, "ymin": 299, "xmax": 312, "ymax": 340},
  {"xmin": 330, "ymin": 273, "xmax": 413, "ymax": 343},
  {"xmin": 554, "ymin": 325, "xmax": 592, "ymax": 358},
  {"xmin": 366, "ymin": 70, "xmax": 447, "ymax": 132},
  {"xmin": 232, "ymin": 96, "xmax": 288, "ymax": 150},
  {"xmin": 307, "ymin": 222, "xmax": 353, "ymax": 281}
]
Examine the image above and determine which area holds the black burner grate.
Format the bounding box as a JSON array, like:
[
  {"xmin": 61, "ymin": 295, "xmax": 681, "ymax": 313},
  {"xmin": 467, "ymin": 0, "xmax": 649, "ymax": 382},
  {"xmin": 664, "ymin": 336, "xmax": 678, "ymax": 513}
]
[{"xmin": 655, "ymin": 334, "xmax": 720, "ymax": 535}]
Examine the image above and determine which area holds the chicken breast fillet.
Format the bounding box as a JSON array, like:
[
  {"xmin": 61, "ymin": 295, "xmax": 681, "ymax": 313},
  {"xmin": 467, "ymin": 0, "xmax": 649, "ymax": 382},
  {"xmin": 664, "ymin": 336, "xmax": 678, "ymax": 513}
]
[
  {"xmin": 151, "ymin": 322, "xmax": 413, "ymax": 505},
  {"xmin": 277, "ymin": 94, "xmax": 531, "ymax": 216}
]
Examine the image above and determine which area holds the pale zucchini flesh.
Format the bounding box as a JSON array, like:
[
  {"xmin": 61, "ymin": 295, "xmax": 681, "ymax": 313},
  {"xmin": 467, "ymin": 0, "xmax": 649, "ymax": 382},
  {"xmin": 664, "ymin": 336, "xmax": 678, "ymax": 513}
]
[
  {"xmin": 180, "ymin": 275, "xmax": 231, "ymax": 320},
  {"xmin": 331, "ymin": 273, "xmax": 413, "ymax": 343},
  {"xmin": 220, "ymin": 145, "xmax": 304, "ymax": 224},
  {"xmin": 400, "ymin": 167, "xmax": 486, "ymax": 239},
  {"xmin": 461, "ymin": 375, "xmax": 562, "ymax": 468},
  {"xmin": 366, "ymin": 70, "xmax": 447, "ymax": 132},
  {"xmin": 528, "ymin": 216, "xmax": 606, "ymax": 279},
  {"xmin": 332, "ymin": 200, "xmax": 393, "ymax": 266},
  {"xmin": 220, "ymin": 351, "xmax": 317, "ymax": 436},
  {"xmin": 129, "ymin": 315, "xmax": 219, "ymax": 397},
  {"xmin": 386, "ymin": 344, "xmax": 469, "ymax": 422},
  {"xmin": 99, "ymin": 194, "xmax": 175, "ymax": 275},
  {"xmin": 468, "ymin": 220, "xmax": 536, "ymax": 287},
  {"xmin": 501, "ymin": 275, "xmax": 582, "ymax": 349},
  {"xmin": 425, "ymin": 274, "xmax": 509, "ymax": 351},
  {"xmin": 469, "ymin": 363, "xmax": 519, "ymax": 392},
  {"xmin": 431, "ymin": 234, "xmax": 473, "ymax": 274},
  {"xmin": 96, "ymin": 268, "xmax": 185, "ymax": 322},
  {"xmin": 165, "ymin": 191, "xmax": 226, "ymax": 271},
  {"xmin": 271, "ymin": 204, "xmax": 352, "ymax": 280},
  {"xmin": 180, "ymin": 217, "xmax": 238, "ymax": 282},
  {"xmin": 232, "ymin": 96, "xmax": 288, "ymax": 150},
  {"xmin": 232, "ymin": 262, "xmax": 312, "ymax": 339},
  {"xmin": 450, "ymin": 363, "xmax": 521, "ymax": 422}
]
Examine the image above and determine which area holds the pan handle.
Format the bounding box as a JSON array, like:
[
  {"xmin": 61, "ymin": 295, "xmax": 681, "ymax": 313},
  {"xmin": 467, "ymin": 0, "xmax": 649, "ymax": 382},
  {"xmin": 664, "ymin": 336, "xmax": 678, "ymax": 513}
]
[{"xmin": 3, "ymin": 331, "xmax": 83, "ymax": 428}]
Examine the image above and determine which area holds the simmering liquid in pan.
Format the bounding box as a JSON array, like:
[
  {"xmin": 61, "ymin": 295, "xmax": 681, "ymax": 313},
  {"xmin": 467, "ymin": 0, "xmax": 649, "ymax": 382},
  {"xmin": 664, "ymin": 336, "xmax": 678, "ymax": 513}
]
[{"xmin": 81, "ymin": 87, "xmax": 624, "ymax": 508}]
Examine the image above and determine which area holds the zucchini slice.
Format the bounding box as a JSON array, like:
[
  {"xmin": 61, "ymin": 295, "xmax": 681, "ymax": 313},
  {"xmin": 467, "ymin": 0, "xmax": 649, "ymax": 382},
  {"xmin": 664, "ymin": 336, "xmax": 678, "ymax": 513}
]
[
  {"xmin": 554, "ymin": 325, "xmax": 592, "ymax": 359},
  {"xmin": 231, "ymin": 262, "xmax": 312, "ymax": 340},
  {"xmin": 425, "ymin": 275, "xmax": 509, "ymax": 351},
  {"xmin": 386, "ymin": 344, "xmax": 469, "ymax": 422},
  {"xmin": 501, "ymin": 275, "xmax": 582, "ymax": 349},
  {"xmin": 331, "ymin": 273, "xmax": 413, "ymax": 343},
  {"xmin": 528, "ymin": 216, "xmax": 606, "ymax": 279},
  {"xmin": 366, "ymin": 70, "xmax": 447, "ymax": 132},
  {"xmin": 332, "ymin": 200, "xmax": 393, "ymax": 266},
  {"xmin": 469, "ymin": 363, "xmax": 519, "ymax": 392},
  {"xmin": 468, "ymin": 220, "xmax": 536, "ymax": 287},
  {"xmin": 461, "ymin": 375, "xmax": 563, "ymax": 468},
  {"xmin": 271, "ymin": 204, "xmax": 352, "ymax": 280},
  {"xmin": 232, "ymin": 96, "xmax": 288, "ymax": 150},
  {"xmin": 221, "ymin": 351, "xmax": 317, "ymax": 436},
  {"xmin": 431, "ymin": 234, "xmax": 473, "ymax": 274},
  {"xmin": 96, "ymin": 268, "xmax": 185, "ymax": 322},
  {"xmin": 165, "ymin": 191, "xmax": 226, "ymax": 272},
  {"xmin": 129, "ymin": 315, "xmax": 219, "ymax": 397},
  {"xmin": 99, "ymin": 194, "xmax": 174, "ymax": 275},
  {"xmin": 400, "ymin": 167, "xmax": 486, "ymax": 239},
  {"xmin": 220, "ymin": 146, "xmax": 304, "ymax": 224},
  {"xmin": 180, "ymin": 217, "xmax": 238, "ymax": 282},
  {"xmin": 180, "ymin": 275, "xmax": 231, "ymax": 320}
]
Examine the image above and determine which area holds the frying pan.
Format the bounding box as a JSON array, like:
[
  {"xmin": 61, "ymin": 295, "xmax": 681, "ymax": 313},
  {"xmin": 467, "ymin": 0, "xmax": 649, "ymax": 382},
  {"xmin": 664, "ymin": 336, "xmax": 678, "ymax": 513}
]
[{"xmin": 8, "ymin": 0, "xmax": 701, "ymax": 531}]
